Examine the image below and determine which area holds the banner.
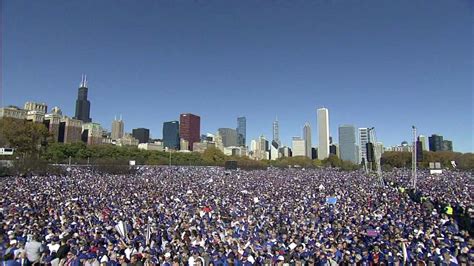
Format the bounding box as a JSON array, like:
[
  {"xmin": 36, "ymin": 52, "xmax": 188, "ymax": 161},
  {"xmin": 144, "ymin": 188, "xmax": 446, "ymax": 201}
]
[{"xmin": 326, "ymin": 197, "xmax": 337, "ymax": 205}]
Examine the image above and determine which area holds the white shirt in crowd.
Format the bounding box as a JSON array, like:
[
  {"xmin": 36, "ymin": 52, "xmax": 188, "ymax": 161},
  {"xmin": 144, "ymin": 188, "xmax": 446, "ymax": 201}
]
[{"xmin": 25, "ymin": 240, "xmax": 42, "ymax": 263}]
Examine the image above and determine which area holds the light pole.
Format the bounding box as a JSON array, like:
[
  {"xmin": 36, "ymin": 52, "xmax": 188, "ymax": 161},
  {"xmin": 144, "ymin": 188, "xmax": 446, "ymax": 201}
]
[
  {"xmin": 366, "ymin": 127, "xmax": 373, "ymax": 174},
  {"xmin": 368, "ymin": 127, "xmax": 382, "ymax": 184},
  {"xmin": 412, "ymin": 126, "xmax": 417, "ymax": 191},
  {"xmin": 169, "ymin": 149, "xmax": 172, "ymax": 167},
  {"xmin": 373, "ymin": 129, "xmax": 382, "ymax": 181}
]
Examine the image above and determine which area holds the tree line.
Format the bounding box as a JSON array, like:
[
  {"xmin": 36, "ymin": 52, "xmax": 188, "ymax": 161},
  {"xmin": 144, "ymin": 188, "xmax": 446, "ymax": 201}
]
[
  {"xmin": 41, "ymin": 143, "xmax": 360, "ymax": 170},
  {"xmin": 381, "ymin": 151, "xmax": 474, "ymax": 170},
  {"xmin": 0, "ymin": 118, "xmax": 472, "ymax": 173}
]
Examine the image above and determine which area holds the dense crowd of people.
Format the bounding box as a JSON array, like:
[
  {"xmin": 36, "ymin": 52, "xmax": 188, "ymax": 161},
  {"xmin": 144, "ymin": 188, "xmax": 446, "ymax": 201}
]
[{"xmin": 1, "ymin": 167, "xmax": 472, "ymax": 265}]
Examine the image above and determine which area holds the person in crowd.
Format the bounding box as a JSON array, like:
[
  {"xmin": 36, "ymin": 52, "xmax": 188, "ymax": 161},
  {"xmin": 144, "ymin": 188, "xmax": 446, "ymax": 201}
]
[{"xmin": 25, "ymin": 234, "xmax": 42, "ymax": 265}]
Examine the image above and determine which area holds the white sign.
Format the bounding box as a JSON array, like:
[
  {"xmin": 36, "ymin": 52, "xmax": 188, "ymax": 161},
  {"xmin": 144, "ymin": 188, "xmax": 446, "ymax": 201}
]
[{"xmin": 430, "ymin": 169, "xmax": 443, "ymax": 175}]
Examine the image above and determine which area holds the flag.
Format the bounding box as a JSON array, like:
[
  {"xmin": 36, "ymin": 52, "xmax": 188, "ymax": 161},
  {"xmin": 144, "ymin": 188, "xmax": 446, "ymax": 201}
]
[
  {"xmin": 145, "ymin": 223, "xmax": 151, "ymax": 246},
  {"xmin": 366, "ymin": 229, "xmax": 378, "ymax": 237},
  {"xmin": 402, "ymin": 242, "xmax": 408, "ymax": 264},
  {"xmin": 115, "ymin": 221, "xmax": 127, "ymax": 240},
  {"xmin": 326, "ymin": 197, "xmax": 337, "ymax": 205}
]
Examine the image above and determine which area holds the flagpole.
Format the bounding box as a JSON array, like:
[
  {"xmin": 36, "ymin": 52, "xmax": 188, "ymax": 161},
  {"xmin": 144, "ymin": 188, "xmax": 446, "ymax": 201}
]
[{"xmin": 412, "ymin": 126, "xmax": 417, "ymax": 191}]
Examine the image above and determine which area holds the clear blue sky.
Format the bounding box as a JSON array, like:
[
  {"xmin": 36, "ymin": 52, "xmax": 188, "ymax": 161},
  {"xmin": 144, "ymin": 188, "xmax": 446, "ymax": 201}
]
[{"xmin": 2, "ymin": 0, "xmax": 473, "ymax": 152}]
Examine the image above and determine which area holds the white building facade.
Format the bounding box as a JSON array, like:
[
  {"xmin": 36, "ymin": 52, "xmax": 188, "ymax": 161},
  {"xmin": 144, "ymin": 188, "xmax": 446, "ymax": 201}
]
[
  {"xmin": 292, "ymin": 137, "xmax": 306, "ymax": 157},
  {"xmin": 317, "ymin": 108, "xmax": 330, "ymax": 160}
]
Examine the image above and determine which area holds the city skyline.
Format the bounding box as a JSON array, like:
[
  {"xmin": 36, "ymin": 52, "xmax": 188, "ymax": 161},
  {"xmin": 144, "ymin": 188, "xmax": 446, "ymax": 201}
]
[
  {"xmin": 4, "ymin": 89, "xmax": 465, "ymax": 153},
  {"xmin": 3, "ymin": 1, "xmax": 472, "ymax": 152}
]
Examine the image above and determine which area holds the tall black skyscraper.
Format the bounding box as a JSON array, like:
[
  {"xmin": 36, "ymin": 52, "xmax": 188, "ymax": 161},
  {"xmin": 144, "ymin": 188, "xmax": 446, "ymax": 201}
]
[
  {"xmin": 132, "ymin": 128, "xmax": 150, "ymax": 144},
  {"xmin": 74, "ymin": 74, "xmax": 92, "ymax": 123},
  {"xmin": 428, "ymin": 134, "xmax": 443, "ymax": 152},
  {"xmin": 237, "ymin": 117, "xmax": 246, "ymax": 147},
  {"xmin": 163, "ymin": 121, "xmax": 180, "ymax": 150}
]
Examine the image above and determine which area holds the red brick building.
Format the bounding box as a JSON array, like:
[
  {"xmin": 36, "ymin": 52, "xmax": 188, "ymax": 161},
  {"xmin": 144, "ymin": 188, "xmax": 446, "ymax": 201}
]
[{"xmin": 179, "ymin": 113, "xmax": 200, "ymax": 151}]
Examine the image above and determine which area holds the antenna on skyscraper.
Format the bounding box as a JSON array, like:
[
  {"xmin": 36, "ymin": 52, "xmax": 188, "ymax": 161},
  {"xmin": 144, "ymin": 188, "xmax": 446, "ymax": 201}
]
[{"xmin": 80, "ymin": 74, "xmax": 88, "ymax": 88}]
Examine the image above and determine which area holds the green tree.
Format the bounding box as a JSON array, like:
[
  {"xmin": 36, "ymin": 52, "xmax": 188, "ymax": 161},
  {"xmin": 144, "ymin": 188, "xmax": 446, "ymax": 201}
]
[
  {"xmin": 0, "ymin": 118, "xmax": 51, "ymax": 157},
  {"xmin": 340, "ymin": 160, "xmax": 360, "ymax": 171},
  {"xmin": 457, "ymin": 153, "xmax": 474, "ymax": 170},
  {"xmin": 381, "ymin": 151, "xmax": 411, "ymax": 168},
  {"xmin": 380, "ymin": 151, "xmax": 474, "ymax": 170},
  {"xmin": 202, "ymin": 147, "xmax": 227, "ymax": 166},
  {"xmin": 312, "ymin": 159, "xmax": 323, "ymax": 168},
  {"xmin": 43, "ymin": 142, "xmax": 67, "ymax": 162},
  {"xmin": 322, "ymin": 154, "xmax": 342, "ymax": 168}
]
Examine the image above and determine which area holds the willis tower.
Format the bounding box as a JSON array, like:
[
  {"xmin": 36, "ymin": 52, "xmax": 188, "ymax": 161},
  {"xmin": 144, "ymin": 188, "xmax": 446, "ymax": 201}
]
[{"xmin": 74, "ymin": 74, "xmax": 92, "ymax": 123}]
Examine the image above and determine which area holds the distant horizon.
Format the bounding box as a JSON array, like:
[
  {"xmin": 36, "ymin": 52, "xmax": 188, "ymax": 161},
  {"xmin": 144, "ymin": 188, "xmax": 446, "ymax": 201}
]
[{"xmin": 2, "ymin": 0, "xmax": 472, "ymax": 152}]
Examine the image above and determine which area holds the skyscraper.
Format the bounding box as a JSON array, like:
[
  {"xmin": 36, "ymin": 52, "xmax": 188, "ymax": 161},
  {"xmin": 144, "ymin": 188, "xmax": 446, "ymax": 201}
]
[
  {"xmin": 442, "ymin": 140, "xmax": 453, "ymax": 151},
  {"xmin": 280, "ymin": 146, "xmax": 291, "ymax": 157},
  {"xmin": 256, "ymin": 135, "xmax": 270, "ymax": 160},
  {"xmin": 330, "ymin": 144, "xmax": 338, "ymax": 156},
  {"xmin": 218, "ymin": 128, "xmax": 238, "ymax": 147},
  {"xmin": 418, "ymin": 135, "xmax": 428, "ymax": 151},
  {"xmin": 132, "ymin": 128, "xmax": 150, "ymax": 144},
  {"xmin": 237, "ymin": 117, "xmax": 246, "ymax": 147},
  {"xmin": 111, "ymin": 116, "xmax": 124, "ymax": 140},
  {"xmin": 74, "ymin": 74, "xmax": 92, "ymax": 123},
  {"xmin": 317, "ymin": 108, "xmax": 330, "ymax": 160},
  {"xmin": 180, "ymin": 113, "xmax": 200, "ymax": 151},
  {"xmin": 358, "ymin": 128, "xmax": 370, "ymax": 163},
  {"xmin": 338, "ymin": 125, "xmax": 357, "ymax": 164},
  {"xmin": 250, "ymin": 139, "xmax": 257, "ymax": 152},
  {"xmin": 163, "ymin": 121, "xmax": 180, "ymax": 150},
  {"xmin": 270, "ymin": 140, "xmax": 280, "ymax": 160},
  {"xmin": 292, "ymin": 137, "xmax": 306, "ymax": 157},
  {"xmin": 273, "ymin": 117, "xmax": 280, "ymax": 145},
  {"xmin": 428, "ymin": 134, "xmax": 443, "ymax": 152},
  {"xmin": 303, "ymin": 122, "xmax": 312, "ymax": 159}
]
